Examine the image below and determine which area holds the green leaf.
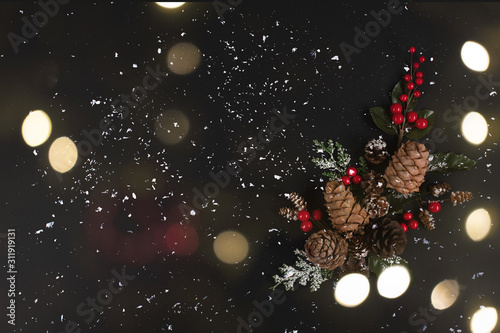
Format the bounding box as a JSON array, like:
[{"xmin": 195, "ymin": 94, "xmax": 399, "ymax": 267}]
[
  {"xmin": 385, "ymin": 189, "xmax": 422, "ymax": 215},
  {"xmin": 405, "ymin": 109, "xmax": 435, "ymax": 139},
  {"xmin": 368, "ymin": 253, "xmax": 411, "ymax": 278},
  {"xmin": 370, "ymin": 107, "xmax": 398, "ymax": 135},
  {"xmin": 428, "ymin": 152, "xmax": 477, "ymax": 174}
]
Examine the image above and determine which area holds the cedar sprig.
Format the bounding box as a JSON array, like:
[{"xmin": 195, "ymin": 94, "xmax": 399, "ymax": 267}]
[{"xmin": 311, "ymin": 140, "xmax": 351, "ymax": 180}]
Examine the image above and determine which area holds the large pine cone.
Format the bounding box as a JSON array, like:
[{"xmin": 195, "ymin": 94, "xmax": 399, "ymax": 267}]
[
  {"xmin": 324, "ymin": 181, "xmax": 369, "ymax": 239},
  {"xmin": 364, "ymin": 194, "xmax": 389, "ymax": 219},
  {"xmin": 304, "ymin": 229, "xmax": 348, "ymax": 270},
  {"xmin": 383, "ymin": 141, "xmax": 429, "ymax": 195},
  {"xmin": 368, "ymin": 218, "xmax": 407, "ymax": 258},
  {"xmin": 360, "ymin": 170, "xmax": 386, "ymax": 195},
  {"xmin": 339, "ymin": 256, "xmax": 370, "ymax": 278},
  {"xmin": 364, "ymin": 138, "xmax": 389, "ymax": 165}
]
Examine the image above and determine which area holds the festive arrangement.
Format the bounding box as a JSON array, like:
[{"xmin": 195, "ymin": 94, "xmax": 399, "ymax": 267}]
[{"xmin": 273, "ymin": 47, "xmax": 476, "ymax": 294}]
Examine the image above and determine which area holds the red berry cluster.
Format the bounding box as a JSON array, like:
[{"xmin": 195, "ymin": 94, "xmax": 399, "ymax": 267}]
[
  {"xmin": 297, "ymin": 209, "xmax": 323, "ymax": 232},
  {"xmin": 341, "ymin": 166, "xmax": 362, "ymax": 186},
  {"xmin": 391, "ymin": 47, "xmax": 428, "ymax": 130},
  {"xmin": 399, "ymin": 202, "xmax": 441, "ymax": 232}
]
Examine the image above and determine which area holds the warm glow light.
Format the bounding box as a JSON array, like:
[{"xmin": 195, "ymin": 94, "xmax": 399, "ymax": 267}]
[
  {"xmin": 471, "ymin": 307, "xmax": 498, "ymax": 333},
  {"xmin": 155, "ymin": 110, "xmax": 190, "ymax": 145},
  {"xmin": 461, "ymin": 41, "xmax": 489, "ymax": 71},
  {"xmin": 167, "ymin": 42, "xmax": 202, "ymax": 75},
  {"xmin": 431, "ymin": 280, "xmax": 460, "ymax": 310},
  {"xmin": 48, "ymin": 137, "xmax": 78, "ymax": 173},
  {"xmin": 466, "ymin": 208, "xmax": 491, "ymax": 241},
  {"xmin": 462, "ymin": 112, "xmax": 488, "ymax": 145},
  {"xmin": 334, "ymin": 273, "xmax": 370, "ymax": 308},
  {"xmin": 22, "ymin": 110, "xmax": 52, "ymax": 147},
  {"xmin": 213, "ymin": 231, "xmax": 249, "ymax": 264},
  {"xmin": 156, "ymin": 2, "xmax": 185, "ymax": 8},
  {"xmin": 377, "ymin": 265, "xmax": 410, "ymax": 299}
]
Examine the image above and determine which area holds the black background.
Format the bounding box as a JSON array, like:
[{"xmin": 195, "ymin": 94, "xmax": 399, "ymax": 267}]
[{"xmin": 0, "ymin": 1, "xmax": 499, "ymax": 332}]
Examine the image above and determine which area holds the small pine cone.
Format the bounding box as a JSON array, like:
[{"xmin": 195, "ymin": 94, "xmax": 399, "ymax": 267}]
[
  {"xmin": 339, "ymin": 256, "xmax": 370, "ymax": 278},
  {"xmin": 368, "ymin": 218, "xmax": 407, "ymax": 258},
  {"xmin": 324, "ymin": 181, "xmax": 370, "ymax": 239},
  {"xmin": 383, "ymin": 141, "xmax": 429, "ymax": 195},
  {"xmin": 450, "ymin": 191, "xmax": 473, "ymax": 206},
  {"xmin": 364, "ymin": 194, "xmax": 389, "ymax": 219},
  {"xmin": 360, "ymin": 170, "xmax": 387, "ymax": 195},
  {"xmin": 347, "ymin": 234, "xmax": 369, "ymax": 259},
  {"xmin": 304, "ymin": 229, "xmax": 348, "ymax": 270},
  {"xmin": 364, "ymin": 138, "xmax": 389, "ymax": 165},
  {"xmin": 279, "ymin": 207, "xmax": 297, "ymax": 221},
  {"xmin": 419, "ymin": 209, "xmax": 435, "ymax": 230},
  {"xmin": 430, "ymin": 183, "xmax": 452, "ymax": 197},
  {"xmin": 289, "ymin": 192, "xmax": 307, "ymax": 211}
]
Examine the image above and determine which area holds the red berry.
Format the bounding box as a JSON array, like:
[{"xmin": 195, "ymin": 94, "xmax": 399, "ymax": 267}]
[
  {"xmin": 419, "ymin": 56, "xmax": 425, "ymax": 63},
  {"xmin": 428, "ymin": 202, "xmax": 441, "ymax": 213},
  {"xmin": 300, "ymin": 221, "xmax": 313, "ymax": 232},
  {"xmin": 400, "ymin": 94, "xmax": 408, "ymax": 102},
  {"xmin": 312, "ymin": 209, "xmax": 323, "ymax": 221},
  {"xmin": 407, "ymin": 82, "xmax": 415, "ymax": 90},
  {"xmin": 341, "ymin": 175, "xmax": 351, "ymax": 186},
  {"xmin": 415, "ymin": 118, "xmax": 428, "ymax": 129},
  {"xmin": 409, "ymin": 47, "xmax": 416, "ymax": 54},
  {"xmin": 403, "ymin": 212, "xmax": 413, "ymax": 221},
  {"xmin": 352, "ymin": 175, "xmax": 362, "ymax": 185},
  {"xmin": 400, "ymin": 222, "xmax": 409, "ymax": 232},
  {"xmin": 297, "ymin": 210, "xmax": 310, "ymax": 222},
  {"xmin": 413, "ymin": 90, "xmax": 421, "ymax": 98},
  {"xmin": 404, "ymin": 74, "xmax": 412, "ymax": 82},
  {"xmin": 390, "ymin": 103, "xmax": 403, "ymax": 114},
  {"xmin": 409, "ymin": 220, "xmax": 419, "ymax": 230},
  {"xmin": 414, "ymin": 63, "xmax": 420, "ymax": 70},
  {"xmin": 406, "ymin": 111, "xmax": 418, "ymax": 123},
  {"xmin": 415, "ymin": 71, "xmax": 423, "ymax": 78},
  {"xmin": 347, "ymin": 166, "xmax": 357, "ymax": 177},
  {"xmin": 415, "ymin": 78, "xmax": 423, "ymax": 85},
  {"xmin": 392, "ymin": 113, "xmax": 404, "ymax": 125}
]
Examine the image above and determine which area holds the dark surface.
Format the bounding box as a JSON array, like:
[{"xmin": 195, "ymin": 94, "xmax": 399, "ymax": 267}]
[{"xmin": 0, "ymin": 1, "xmax": 499, "ymax": 332}]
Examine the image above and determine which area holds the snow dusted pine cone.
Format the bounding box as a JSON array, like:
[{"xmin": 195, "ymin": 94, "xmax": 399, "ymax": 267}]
[
  {"xmin": 430, "ymin": 183, "xmax": 452, "ymax": 197},
  {"xmin": 419, "ymin": 209, "xmax": 436, "ymax": 230},
  {"xmin": 364, "ymin": 138, "xmax": 389, "ymax": 165},
  {"xmin": 368, "ymin": 218, "xmax": 407, "ymax": 258},
  {"xmin": 304, "ymin": 229, "xmax": 348, "ymax": 270},
  {"xmin": 383, "ymin": 141, "xmax": 429, "ymax": 195},
  {"xmin": 279, "ymin": 207, "xmax": 298, "ymax": 221},
  {"xmin": 450, "ymin": 191, "xmax": 473, "ymax": 206},
  {"xmin": 324, "ymin": 181, "xmax": 369, "ymax": 239},
  {"xmin": 360, "ymin": 170, "xmax": 386, "ymax": 195},
  {"xmin": 288, "ymin": 192, "xmax": 307, "ymax": 211},
  {"xmin": 364, "ymin": 194, "xmax": 389, "ymax": 219}
]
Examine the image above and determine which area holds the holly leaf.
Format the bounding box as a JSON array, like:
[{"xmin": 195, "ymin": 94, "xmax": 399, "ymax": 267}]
[
  {"xmin": 368, "ymin": 253, "xmax": 412, "ymax": 279},
  {"xmin": 405, "ymin": 109, "xmax": 434, "ymax": 139},
  {"xmin": 370, "ymin": 107, "xmax": 398, "ymax": 135},
  {"xmin": 428, "ymin": 152, "xmax": 477, "ymax": 174},
  {"xmin": 385, "ymin": 189, "xmax": 422, "ymax": 215}
]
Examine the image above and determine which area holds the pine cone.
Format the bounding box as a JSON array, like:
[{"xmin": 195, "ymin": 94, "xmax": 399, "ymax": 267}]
[
  {"xmin": 430, "ymin": 183, "xmax": 452, "ymax": 197},
  {"xmin": 339, "ymin": 256, "xmax": 370, "ymax": 278},
  {"xmin": 279, "ymin": 207, "xmax": 297, "ymax": 221},
  {"xmin": 364, "ymin": 138, "xmax": 389, "ymax": 165},
  {"xmin": 360, "ymin": 170, "xmax": 386, "ymax": 195},
  {"xmin": 383, "ymin": 141, "xmax": 429, "ymax": 195},
  {"xmin": 419, "ymin": 209, "xmax": 435, "ymax": 230},
  {"xmin": 450, "ymin": 191, "xmax": 473, "ymax": 206},
  {"xmin": 347, "ymin": 233, "xmax": 369, "ymax": 259},
  {"xmin": 324, "ymin": 181, "xmax": 369, "ymax": 239},
  {"xmin": 364, "ymin": 194, "xmax": 389, "ymax": 218},
  {"xmin": 289, "ymin": 192, "xmax": 307, "ymax": 211},
  {"xmin": 304, "ymin": 229, "xmax": 348, "ymax": 270},
  {"xmin": 368, "ymin": 218, "xmax": 407, "ymax": 258}
]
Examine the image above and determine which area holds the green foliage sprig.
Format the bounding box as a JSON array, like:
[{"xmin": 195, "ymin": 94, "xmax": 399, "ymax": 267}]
[{"xmin": 311, "ymin": 140, "xmax": 351, "ymax": 180}]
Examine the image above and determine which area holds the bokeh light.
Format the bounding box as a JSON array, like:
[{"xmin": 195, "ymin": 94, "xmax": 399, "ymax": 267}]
[
  {"xmin": 431, "ymin": 279, "xmax": 460, "ymax": 310},
  {"xmin": 155, "ymin": 109, "xmax": 190, "ymax": 145},
  {"xmin": 48, "ymin": 136, "xmax": 78, "ymax": 173},
  {"xmin": 167, "ymin": 42, "xmax": 202, "ymax": 75},
  {"xmin": 21, "ymin": 110, "xmax": 52, "ymax": 147},
  {"xmin": 165, "ymin": 223, "xmax": 199, "ymax": 256},
  {"xmin": 461, "ymin": 41, "xmax": 489, "ymax": 71},
  {"xmin": 213, "ymin": 231, "xmax": 249, "ymax": 264},
  {"xmin": 471, "ymin": 307, "xmax": 498, "ymax": 333},
  {"xmin": 377, "ymin": 265, "xmax": 411, "ymax": 299},
  {"xmin": 466, "ymin": 208, "xmax": 491, "ymax": 242},
  {"xmin": 156, "ymin": 2, "xmax": 185, "ymax": 8},
  {"xmin": 462, "ymin": 112, "xmax": 488, "ymax": 145},
  {"xmin": 334, "ymin": 273, "xmax": 370, "ymax": 308}
]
